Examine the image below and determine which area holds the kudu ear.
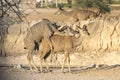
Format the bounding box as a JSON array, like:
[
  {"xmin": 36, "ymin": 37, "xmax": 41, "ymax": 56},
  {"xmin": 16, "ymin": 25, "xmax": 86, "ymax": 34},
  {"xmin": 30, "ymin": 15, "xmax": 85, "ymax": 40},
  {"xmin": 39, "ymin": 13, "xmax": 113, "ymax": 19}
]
[
  {"xmin": 83, "ymin": 25, "xmax": 87, "ymax": 29},
  {"xmin": 76, "ymin": 25, "xmax": 82, "ymax": 30},
  {"xmin": 83, "ymin": 25, "xmax": 90, "ymax": 36}
]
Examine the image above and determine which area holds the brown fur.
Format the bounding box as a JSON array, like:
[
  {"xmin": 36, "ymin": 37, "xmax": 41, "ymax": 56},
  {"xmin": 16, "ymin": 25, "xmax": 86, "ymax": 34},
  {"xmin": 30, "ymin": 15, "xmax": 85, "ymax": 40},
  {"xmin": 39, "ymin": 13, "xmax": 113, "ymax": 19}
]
[
  {"xmin": 85, "ymin": 7, "xmax": 101, "ymax": 16},
  {"xmin": 55, "ymin": 8, "xmax": 98, "ymax": 23},
  {"xmin": 24, "ymin": 19, "xmax": 58, "ymax": 72},
  {"xmin": 73, "ymin": 8, "xmax": 98, "ymax": 21},
  {"xmin": 38, "ymin": 25, "xmax": 90, "ymax": 72}
]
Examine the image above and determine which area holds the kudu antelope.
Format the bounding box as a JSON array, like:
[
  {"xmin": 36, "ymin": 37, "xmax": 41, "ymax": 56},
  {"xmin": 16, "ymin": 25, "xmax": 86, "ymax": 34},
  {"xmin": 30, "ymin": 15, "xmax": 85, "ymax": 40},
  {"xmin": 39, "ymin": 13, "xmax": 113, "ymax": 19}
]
[
  {"xmin": 28, "ymin": 25, "xmax": 90, "ymax": 73},
  {"xmin": 24, "ymin": 18, "xmax": 59, "ymax": 72},
  {"xmin": 55, "ymin": 7, "xmax": 98, "ymax": 30},
  {"xmin": 86, "ymin": 7, "xmax": 101, "ymax": 17},
  {"xmin": 55, "ymin": 7, "xmax": 98, "ymax": 20}
]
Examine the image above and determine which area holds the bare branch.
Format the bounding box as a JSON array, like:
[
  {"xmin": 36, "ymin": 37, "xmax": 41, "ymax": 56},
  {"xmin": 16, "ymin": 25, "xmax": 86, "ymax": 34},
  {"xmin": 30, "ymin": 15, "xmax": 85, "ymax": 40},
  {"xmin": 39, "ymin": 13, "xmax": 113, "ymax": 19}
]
[{"xmin": 0, "ymin": 0, "xmax": 23, "ymax": 22}]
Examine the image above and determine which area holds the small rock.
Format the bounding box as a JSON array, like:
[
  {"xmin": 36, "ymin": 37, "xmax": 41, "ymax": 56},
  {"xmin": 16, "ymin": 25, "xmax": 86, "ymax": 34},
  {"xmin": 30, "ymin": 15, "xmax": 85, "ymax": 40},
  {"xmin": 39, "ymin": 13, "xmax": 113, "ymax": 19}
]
[{"xmin": 13, "ymin": 64, "xmax": 22, "ymax": 69}]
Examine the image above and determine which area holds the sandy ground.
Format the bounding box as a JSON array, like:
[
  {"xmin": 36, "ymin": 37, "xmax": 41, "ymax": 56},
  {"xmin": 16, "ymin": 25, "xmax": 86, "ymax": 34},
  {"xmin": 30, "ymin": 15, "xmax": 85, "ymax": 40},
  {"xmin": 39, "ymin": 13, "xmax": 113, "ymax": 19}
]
[
  {"xmin": 0, "ymin": 53, "xmax": 120, "ymax": 80},
  {"xmin": 0, "ymin": 65, "xmax": 120, "ymax": 80}
]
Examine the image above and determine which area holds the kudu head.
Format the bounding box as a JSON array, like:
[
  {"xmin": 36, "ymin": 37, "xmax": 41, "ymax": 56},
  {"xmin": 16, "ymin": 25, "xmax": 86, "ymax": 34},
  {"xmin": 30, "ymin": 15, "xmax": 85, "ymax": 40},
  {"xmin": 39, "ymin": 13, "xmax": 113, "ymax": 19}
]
[
  {"xmin": 54, "ymin": 7, "xmax": 64, "ymax": 15},
  {"xmin": 57, "ymin": 24, "xmax": 90, "ymax": 38},
  {"xmin": 76, "ymin": 25, "xmax": 90, "ymax": 37}
]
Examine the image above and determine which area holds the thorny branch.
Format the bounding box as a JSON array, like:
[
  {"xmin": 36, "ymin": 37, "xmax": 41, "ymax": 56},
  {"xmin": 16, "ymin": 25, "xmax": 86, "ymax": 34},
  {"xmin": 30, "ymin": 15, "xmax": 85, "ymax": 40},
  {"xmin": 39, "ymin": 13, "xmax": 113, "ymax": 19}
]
[{"xmin": 0, "ymin": 0, "xmax": 23, "ymax": 21}]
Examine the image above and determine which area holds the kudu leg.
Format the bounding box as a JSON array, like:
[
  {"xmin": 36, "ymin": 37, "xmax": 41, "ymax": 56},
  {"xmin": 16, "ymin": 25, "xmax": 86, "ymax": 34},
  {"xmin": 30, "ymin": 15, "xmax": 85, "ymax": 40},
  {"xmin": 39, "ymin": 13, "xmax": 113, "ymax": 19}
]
[
  {"xmin": 61, "ymin": 51, "xmax": 68, "ymax": 72},
  {"xmin": 27, "ymin": 50, "xmax": 34, "ymax": 72},
  {"xmin": 61, "ymin": 57, "xmax": 67, "ymax": 72},
  {"xmin": 67, "ymin": 53, "xmax": 71, "ymax": 73},
  {"xmin": 40, "ymin": 58, "xmax": 43, "ymax": 73},
  {"xmin": 31, "ymin": 50, "xmax": 38, "ymax": 71},
  {"xmin": 27, "ymin": 50, "xmax": 38, "ymax": 72},
  {"xmin": 44, "ymin": 38, "xmax": 53, "ymax": 62},
  {"xmin": 61, "ymin": 51, "xmax": 71, "ymax": 73},
  {"xmin": 40, "ymin": 52, "xmax": 50, "ymax": 73},
  {"xmin": 44, "ymin": 60, "xmax": 50, "ymax": 72}
]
